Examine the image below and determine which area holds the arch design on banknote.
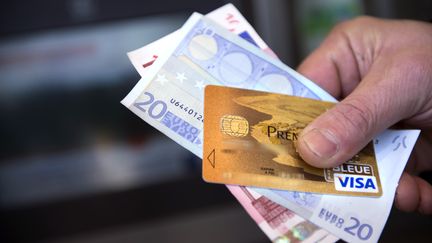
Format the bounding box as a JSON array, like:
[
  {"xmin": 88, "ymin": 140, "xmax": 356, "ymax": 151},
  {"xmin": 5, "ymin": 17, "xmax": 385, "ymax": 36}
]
[{"xmin": 175, "ymin": 20, "xmax": 320, "ymax": 99}]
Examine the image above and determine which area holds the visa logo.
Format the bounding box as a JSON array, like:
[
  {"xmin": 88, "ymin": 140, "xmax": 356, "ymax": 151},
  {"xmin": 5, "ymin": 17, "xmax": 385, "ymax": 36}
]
[{"xmin": 334, "ymin": 173, "xmax": 379, "ymax": 193}]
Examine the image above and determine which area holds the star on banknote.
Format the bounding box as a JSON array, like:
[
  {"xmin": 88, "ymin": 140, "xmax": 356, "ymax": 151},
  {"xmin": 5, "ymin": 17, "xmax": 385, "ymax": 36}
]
[
  {"xmin": 156, "ymin": 73, "xmax": 168, "ymax": 85},
  {"xmin": 176, "ymin": 72, "xmax": 187, "ymax": 83}
]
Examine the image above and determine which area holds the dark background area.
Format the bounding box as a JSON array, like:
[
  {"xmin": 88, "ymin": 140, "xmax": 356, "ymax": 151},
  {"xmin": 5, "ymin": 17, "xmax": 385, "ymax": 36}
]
[{"xmin": 1, "ymin": 1, "xmax": 431, "ymax": 242}]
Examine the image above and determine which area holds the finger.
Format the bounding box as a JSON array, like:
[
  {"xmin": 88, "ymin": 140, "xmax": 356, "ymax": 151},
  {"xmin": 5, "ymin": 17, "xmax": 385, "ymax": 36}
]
[
  {"xmin": 415, "ymin": 176, "xmax": 432, "ymax": 214},
  {"xmin": 296, "ymin": 61, "xmax": 413, "ymax": 168},
  {"xmin": 395, "ymin": 173, "xmax": 420, "ymax": 212},
  {"xmin": 395, "ymin": 172, "xmax": 432, "ymax": 214},
  {"xmin": 297, "ymin": 18, "xmax": 375, "ymax": 98},
  {"xmin": 297, "ymin": 45, "xmax": 343, "ymax": 98}
]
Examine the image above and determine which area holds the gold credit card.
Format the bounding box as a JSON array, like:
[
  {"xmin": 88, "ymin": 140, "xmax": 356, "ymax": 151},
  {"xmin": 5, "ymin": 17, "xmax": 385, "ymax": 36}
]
[{"xmin": 203, "ymin": 85, "xmax": 382, "ymax": 197}]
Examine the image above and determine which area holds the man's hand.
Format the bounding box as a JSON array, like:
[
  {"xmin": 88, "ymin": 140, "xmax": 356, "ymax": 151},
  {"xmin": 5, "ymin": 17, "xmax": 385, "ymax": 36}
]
[{"xmin": 296, "ymin": 16, "xmax": 432, "ymax": 214}]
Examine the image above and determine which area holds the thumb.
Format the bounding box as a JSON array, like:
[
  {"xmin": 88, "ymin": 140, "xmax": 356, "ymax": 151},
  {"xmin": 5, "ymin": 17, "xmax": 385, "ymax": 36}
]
[{"xmin": 297, "ymin": 71, "xmax": 410, "ymax": 168}]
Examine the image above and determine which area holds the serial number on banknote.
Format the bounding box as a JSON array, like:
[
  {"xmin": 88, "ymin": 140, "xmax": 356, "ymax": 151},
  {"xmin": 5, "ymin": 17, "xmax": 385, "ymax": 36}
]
[{"xmin": 170, "ymin": 98, "xmax": 204, "ymax": 123}]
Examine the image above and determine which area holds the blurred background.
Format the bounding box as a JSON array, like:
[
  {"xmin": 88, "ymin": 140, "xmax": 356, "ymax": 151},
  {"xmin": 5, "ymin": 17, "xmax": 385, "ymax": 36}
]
[{"xmin": 1, "ymin": 0, "xmax": 431, "ymax": 242}]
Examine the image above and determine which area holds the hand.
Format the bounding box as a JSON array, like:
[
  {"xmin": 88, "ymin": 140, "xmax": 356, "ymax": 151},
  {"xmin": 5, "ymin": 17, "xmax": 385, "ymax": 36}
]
[{"xmin": 296, "ymin": 16, "xmax": 432, "ymax": 214}]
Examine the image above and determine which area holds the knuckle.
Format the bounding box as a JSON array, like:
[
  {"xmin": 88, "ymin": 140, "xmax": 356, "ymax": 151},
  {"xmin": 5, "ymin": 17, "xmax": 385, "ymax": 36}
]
[
  {"xmin": 331, "ymin": 20, "xmax": 350, "ymax": 34},
  {"xmin": 331, "ymin": 16, "xmax": 378, "ymax": 34},
  {"xmin": 350, "ymin": 16, "xmax": 377, "ymax": 25},
  {"xmin": 331, "ymin": 16, "xmax": 383, "ymax": 39}
]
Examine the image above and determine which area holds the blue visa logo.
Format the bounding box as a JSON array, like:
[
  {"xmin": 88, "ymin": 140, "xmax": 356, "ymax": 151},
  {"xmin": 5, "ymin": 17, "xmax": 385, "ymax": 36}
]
[{"xmin": 334, "ymin": 173, "xmax": 378, "ymax": 193}]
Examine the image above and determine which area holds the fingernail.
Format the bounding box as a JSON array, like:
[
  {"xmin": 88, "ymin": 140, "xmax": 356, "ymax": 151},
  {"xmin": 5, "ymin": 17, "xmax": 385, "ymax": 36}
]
[{"xmin": 302, "ymin": 128, "xmax": 339, "ymax": 159}]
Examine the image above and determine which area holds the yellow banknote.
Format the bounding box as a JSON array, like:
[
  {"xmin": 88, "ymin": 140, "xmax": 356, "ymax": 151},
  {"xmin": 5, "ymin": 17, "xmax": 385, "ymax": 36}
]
[{"xmin": 203, "ymin": 85, "xmax": 382, "ymax": 197}]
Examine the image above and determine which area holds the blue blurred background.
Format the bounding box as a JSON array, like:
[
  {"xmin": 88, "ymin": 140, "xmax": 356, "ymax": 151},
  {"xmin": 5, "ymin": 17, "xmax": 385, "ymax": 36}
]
[{"xmin": 1, "ymin": 1, "xmax": 431, "ymax": 242}]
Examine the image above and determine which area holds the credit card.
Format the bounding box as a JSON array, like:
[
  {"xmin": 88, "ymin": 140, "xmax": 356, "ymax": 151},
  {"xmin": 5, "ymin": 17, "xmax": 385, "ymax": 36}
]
[{"xmin": 203, "ymin": 85, "xmax": 382, "ymax": 197}]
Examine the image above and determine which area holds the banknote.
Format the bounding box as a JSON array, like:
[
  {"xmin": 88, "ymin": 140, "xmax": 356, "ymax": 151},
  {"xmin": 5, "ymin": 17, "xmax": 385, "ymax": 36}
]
[
  {"xmin": 203, "ymin": 85, "xmax": 382, "ymax": 197},
  {"xmin": 125, "ymin": 4, "xmax": 338, "ymax": 242},
  {"xmin": 205, "ymin": 3, "xmax": 276, "ymax": 57},
  {"xmin": 128, "ymin": 31, "xmax": 180, "ymax": 77},
  {"xmin": 128, "ymin": 3, "xmax": 276, "ymax": 79},
  {"xmin": 121, "ymin": 8, "xmax": 419, "ymax": 243},
  {"xmin": 227, "ymin": 185, "xmax": 339, "ymax": 243}
]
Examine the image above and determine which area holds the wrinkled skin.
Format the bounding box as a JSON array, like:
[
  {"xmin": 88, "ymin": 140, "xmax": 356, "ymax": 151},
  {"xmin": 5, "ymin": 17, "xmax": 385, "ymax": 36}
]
[{"xmin": 296, "ymin": 16, "xmax": 432, "ymax": 214}]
